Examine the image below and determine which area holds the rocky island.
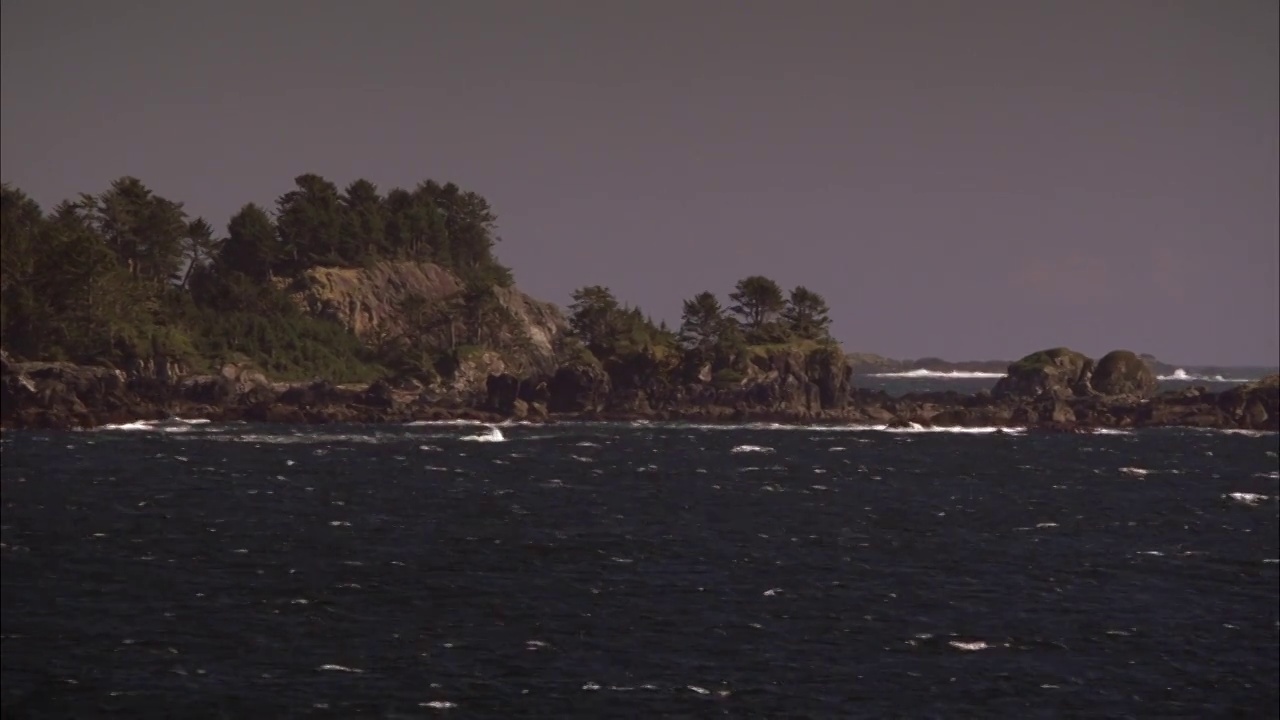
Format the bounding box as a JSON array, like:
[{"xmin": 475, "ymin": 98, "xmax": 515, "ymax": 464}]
[{"xmin": 1, "ymin": 176, "xmax": 1276, "ymax": 432}]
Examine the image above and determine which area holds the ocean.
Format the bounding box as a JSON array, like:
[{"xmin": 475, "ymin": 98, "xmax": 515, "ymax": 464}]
[{"xmin": 2, "ymin": 382, "xmax": 1278, "ymax": 717}]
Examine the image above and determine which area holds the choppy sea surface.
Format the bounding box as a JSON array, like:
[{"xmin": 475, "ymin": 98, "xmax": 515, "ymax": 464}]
[{"xmin": 2, "ymin": 416, "xmax": 1278, "ymax": 718}]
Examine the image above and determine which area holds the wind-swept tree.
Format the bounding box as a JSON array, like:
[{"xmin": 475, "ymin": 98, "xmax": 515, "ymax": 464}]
[
  {"xmin": 728, "ymin": 275, "xmax": 786, "ymax": 331},
  {"xmin": 782, "ymin": 285, "xmax": 832, "ymax": 341}
]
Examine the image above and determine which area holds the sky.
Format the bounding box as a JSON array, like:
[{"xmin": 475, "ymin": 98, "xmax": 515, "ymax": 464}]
[{"xmin": 2, "ymin": 0, "xmax": 1277, "ymax": 366}]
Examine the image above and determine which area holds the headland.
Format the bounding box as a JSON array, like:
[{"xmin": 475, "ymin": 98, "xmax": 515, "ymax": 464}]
[{"xmin": 2, "ymin": 176, "xmax": 1275, "ymax": 433}]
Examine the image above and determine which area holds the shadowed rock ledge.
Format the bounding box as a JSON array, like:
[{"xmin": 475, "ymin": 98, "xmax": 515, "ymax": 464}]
[{"xmin": 2, "ymin": 347, "xmax": 1275, "ymax": 433}]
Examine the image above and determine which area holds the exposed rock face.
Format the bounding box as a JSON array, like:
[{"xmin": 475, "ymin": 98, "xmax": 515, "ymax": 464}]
[
  {"xmin": 992, "ymin": 348, "xmax": 1095, "ymax": 400},
  {"xmin": 1, "ymin": 360, "xmax": 148, "ymax": 428},
  {"xmin": 288, "ymin": 261, "xmax": 461, "ymax": 338},
  {"xmin": 1216, "ymin": 374, "xmax": 1279, "ymax": 429},
  {"xmin": 547, "ymin": 360, "xmax": 612, "ymax": 414},
  {"xmin": 286, "ymin": 260, "xmax": 568, "ymax": 371},
  {"xmin": 732, "ymin": 346, "xmax": 852, "ymax": 414},
  {"xmin": 1092, "ymin": 350, "xmax": 1159, "ymax": 398}
]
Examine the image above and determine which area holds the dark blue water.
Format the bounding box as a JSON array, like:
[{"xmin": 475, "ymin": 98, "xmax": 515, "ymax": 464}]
[{"xmin": 3, "ymin": 421, "xmax": 1278, "ymax": 718}]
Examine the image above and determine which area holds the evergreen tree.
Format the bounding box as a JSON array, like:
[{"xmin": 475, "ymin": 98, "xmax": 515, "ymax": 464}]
[
  {"xmin": 567, "ymin": 285, "xmax": 622, "ymax": 354},
  {"xmin": 728, "ymin": 275, "xmax": 786, "ymax": 331},
  {"xmin": 340, "ymin": 178, "xmax": 387, "ymax": 263},
  {"xmin": 275, "ymin": 173, "xmax": 344, "ymax": 272},
  {"xmin": 179, "ymin": 217, "xmax": 221, "ymax": 289},
  {"xmin": 782, "ymin": 285, "xmax": 833, "ymax": 341},
  {"xmin": 678, "ymin": 291, "xmax": 727, "ymax": 350},
  {"xmin": 218, "ymin": 204, "xmax": 278, "ymax": 281}
]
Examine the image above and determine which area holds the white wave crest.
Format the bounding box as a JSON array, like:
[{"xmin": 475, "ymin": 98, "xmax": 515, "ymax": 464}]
[
  {"xmin": 461, "ymin": 425, "xmax": 506, "ymax": 443},
  {"xmin": 866, "ymin": 369, "xmax": 1005, "ymax": 379},
  {"xmin": 95, "ymin": 418, "xmax": 210, "ymax": 433},
  {"xmin": 1226, "ymin": 492, "xmax": 1270, "ymax": 506},
  {"xmin": 1157, "ymin": 369, "xmax": 1252, "ymax": 383},
  {"xmin": 731, "ymin": 445, "xmax": 774, "ymax": 453}
]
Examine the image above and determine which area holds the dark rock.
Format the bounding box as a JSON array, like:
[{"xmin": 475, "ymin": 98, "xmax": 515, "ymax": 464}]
[
  {"xmin": 548, "ymin": 362, "xmax": 611, "ymax": 413},
  {"xmin": 992, "ymin": 347, "xmax": 1094, "ymax": 400},
  {"xmin": 1092, "ymin": 350, "xmax": 1159, "ymax": 398}
]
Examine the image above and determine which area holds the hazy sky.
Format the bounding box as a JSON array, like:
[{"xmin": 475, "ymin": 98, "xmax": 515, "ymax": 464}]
[{"xmin": 2, "ymin": 0, "xmax": 1277, "ymax": 365}]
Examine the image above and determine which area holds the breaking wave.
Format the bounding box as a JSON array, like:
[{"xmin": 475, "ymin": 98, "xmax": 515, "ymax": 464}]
[
  {"xmin": 865, "ymin": 369, "xmax": 1005, "ymax": 379},
  {"xmin": 1157, "ymin": 369, "xmax": 1253, "ymax": 383}
]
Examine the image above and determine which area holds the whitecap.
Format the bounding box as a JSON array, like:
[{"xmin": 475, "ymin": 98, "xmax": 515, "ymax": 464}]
[
  {"xmin": 461, "ymin": 426, "xmax": 505, "ymax": 443},
  {"xmin": 1226, "ymin": 492, "xmax": 1269, "ymax": 506},
  {"xmin": 1157, "ymin": 369, "xmax": 1252, "ymax": 383},
  {"xmin": 731, "ymin": 445, "xmax": 773, "ymax": 453},
  {"xmin": 866, "ymin": 369, "xmax": 1005, "ymax": 379},
  {"xmin": 949, "ymin": 640, "xmax": 991, "ymax": 651}
]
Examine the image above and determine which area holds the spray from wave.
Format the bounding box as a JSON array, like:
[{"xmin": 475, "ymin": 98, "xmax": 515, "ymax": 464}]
[
  {"xmin": 865, "ymin": 369, "xmax": 1004, "ymax": 379},
  {"xmin": 1156, "ymin": 369, "xmax": 1252, "ymax": 383}
]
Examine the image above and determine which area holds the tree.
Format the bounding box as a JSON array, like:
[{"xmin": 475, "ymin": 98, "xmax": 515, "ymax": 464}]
[
  {"xmin": 179, "ymin": 217, "xmax": 221, "ymax": 289},
  {"xmin": 218, "ymin": 204, "xmax": 278, "ymax": 281},
  {"xmin": 0, "ymin": 184, "xmax": 43, "ymax": 294},
  {"xmin": 85, "ymin": 177, "xmax": 188, "ymax": 286},
  {"xmin": 1, "ymin": 185, "xmax": 47, "ymax": 353},
  {"xmin": 678, "ymin": 291, "xmax": 727, "ymax": 350},
  {"xmin": 275, "ymin": 173, "xmax": 344, "ymax": 272},
  {"xmin": 567, "ymin": 285, "xmax": 621, "ymax": 354},
  {"xmin": 36, "ymin": 206, "xmax": 153, "ymax": 360},
  {"xmin": 782, "ymin": 285, "xmax": 832, "ymax": 341},
  {"xmin": 340, "ymin": 178, "xmax": 387, "ymax": 263},
  {"xmin": 728, "ymin": 275, "xmax": 786, "ymax": 331}
]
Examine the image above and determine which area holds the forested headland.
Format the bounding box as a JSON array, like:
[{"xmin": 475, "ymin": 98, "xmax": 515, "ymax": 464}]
[{"xmin": 0, "ymin": 175, "xmax": 840, "ymax": 386}]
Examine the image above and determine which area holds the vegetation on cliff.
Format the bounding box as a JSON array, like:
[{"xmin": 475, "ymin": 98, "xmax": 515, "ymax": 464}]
[
  {"xmin": 563, "ymin": 275, "xmax": 838, "ymax": 375},
  {"xmin": 0, "ymin": 176, "xmax": 517, "ymax": 381},
  {"xmin": 2, "ymin": 176, "xmax": 842, "ymax": 398}
]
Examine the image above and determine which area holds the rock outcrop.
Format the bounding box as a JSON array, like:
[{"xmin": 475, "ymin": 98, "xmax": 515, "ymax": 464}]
[
  {"xmin": 1091, "ymin": 350, "xmax": 1159, "ymax": 398},
  {"xmin": 992, "ymin": 347, "xmax": 1166, "ymax": 401},
  {"xmin": 992, "ymin": 348, "xmax": 1095, "ymax": 400},
  {"xmin": 285, "ymin": 260, "xmax": 568, "ymax": 372},
  {"xmin": 2, "ymin": 348, "xmax": 1276, "ymax": 434}
]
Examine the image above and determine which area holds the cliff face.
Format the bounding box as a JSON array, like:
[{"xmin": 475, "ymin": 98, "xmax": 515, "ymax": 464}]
[
  {"xmin": 290, "ymin": 261, "xmax": 462, "ymax": 338},
  {"xmin": 286, "ymin": 260, "xmax": 568, "ymax": 371}
]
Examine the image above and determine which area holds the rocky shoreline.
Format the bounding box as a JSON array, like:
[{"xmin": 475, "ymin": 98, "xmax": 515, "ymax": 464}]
[{"xmin": 3, "ymin": 349, "xmax": 1276, "ymax": 433}]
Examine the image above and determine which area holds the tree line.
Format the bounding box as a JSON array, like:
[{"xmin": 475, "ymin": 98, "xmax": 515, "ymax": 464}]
[
  {"xmin": 1, "ymin": 173, "xmax": 841, "ymax": 385},
  {"xmin": 0, "ymin": 175, "xmax": 513, "ymax": 380},
  {"xmin": 563, "ymin": 275, "xmax": 836, "ymax": 376}
]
